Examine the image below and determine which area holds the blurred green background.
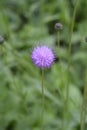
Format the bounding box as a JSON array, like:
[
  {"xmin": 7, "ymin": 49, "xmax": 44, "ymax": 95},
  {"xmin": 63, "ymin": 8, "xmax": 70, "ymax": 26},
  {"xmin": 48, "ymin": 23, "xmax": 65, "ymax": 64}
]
[{"xmin": 0, "ymin": 0, "xmax": 87, "ymax": 130}]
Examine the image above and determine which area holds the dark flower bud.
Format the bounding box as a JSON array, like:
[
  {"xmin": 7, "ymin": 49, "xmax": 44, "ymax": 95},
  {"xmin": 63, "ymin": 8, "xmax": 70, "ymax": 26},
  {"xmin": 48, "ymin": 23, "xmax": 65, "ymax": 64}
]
[
  {"xmin": 55, "ymin": 22, "xmax": 63, "ymax": 30},
  {"xmin": 85, "ymin": 37, "xmax": 87, "ymax": 42},
  {"xmin": 0, "ymin": 35, "xmax": 4, "ymax": 45}
]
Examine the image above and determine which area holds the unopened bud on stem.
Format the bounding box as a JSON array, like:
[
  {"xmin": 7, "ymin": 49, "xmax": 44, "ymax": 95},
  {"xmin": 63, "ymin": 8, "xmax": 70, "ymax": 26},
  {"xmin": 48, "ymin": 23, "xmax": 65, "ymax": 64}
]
[{"xmin": 55, "ymin": 22, "xmax": 63, "ymax": 30}]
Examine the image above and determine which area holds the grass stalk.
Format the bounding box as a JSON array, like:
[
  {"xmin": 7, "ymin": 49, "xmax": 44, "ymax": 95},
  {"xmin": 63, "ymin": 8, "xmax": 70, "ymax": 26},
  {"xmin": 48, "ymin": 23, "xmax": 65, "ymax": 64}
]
[
  {"xmin": 80, "ymin": 68, "xmax": 87, "ymax": 130},
  {"xmin": 64, "ymin": 0, "xmax": 79, "ymax": 129}
]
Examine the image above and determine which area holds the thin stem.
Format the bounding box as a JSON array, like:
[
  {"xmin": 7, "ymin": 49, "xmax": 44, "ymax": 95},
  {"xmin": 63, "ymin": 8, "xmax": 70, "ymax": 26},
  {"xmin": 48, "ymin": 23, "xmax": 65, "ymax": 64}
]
[
  {"xmin": 57, "ymin": 30, "xmax": 62, "ymax": 63},
  {"xmin": 66, "ymin": 0, "xmax": 79, "ymax": 104},
  {"xmin": 80, "ymin": 68, "xmax": 87, "ymax": 130},
  {"xmin": 64, "ymin": 0, "xmax": 79, "ymax": 129},
  {"xmin": 57, "ymin": 31, "xmax": 64, "ymax": 129},
  {"xmin": 57, "ymin": 31, "xmax": 60, "ymax": 59},
  {"xmin": 41, "ymin": 69, "xmax": 44, "ymax": 130}
]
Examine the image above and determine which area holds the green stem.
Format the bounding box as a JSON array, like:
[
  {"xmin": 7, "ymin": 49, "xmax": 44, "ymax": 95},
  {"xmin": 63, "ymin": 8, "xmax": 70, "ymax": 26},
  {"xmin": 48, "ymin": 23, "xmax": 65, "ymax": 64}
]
[
  {"xmin": 67, "ymin": 0, "xmax": 79, "ymax": 98},
  {"xmin": 57, "ymin": 31, "xmax": 60, "ymax": 59},
  {"xmin": 41, "ymin": 69, "xmax": 44, "ymax": 130},
  {"xmin": 57, "ymin": 31, "xmax": 64, "ymax": 129},
  {"xmin": 57, "ymin": 30, "xmax": 62, "ymax": 64},
  {"xmin": 64, "ymin": 0, "xmax": 79, "ymax": 129},
  {"xmin": 80, "ymin": 68, "xmax": 87, "ymax": 130}
]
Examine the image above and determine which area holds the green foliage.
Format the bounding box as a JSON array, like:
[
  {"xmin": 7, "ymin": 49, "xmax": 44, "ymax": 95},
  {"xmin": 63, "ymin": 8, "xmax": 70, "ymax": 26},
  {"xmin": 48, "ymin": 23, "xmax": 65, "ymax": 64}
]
[{"xmin": 0, "ymin": 0, "xmax": 87, "ymax": 130}]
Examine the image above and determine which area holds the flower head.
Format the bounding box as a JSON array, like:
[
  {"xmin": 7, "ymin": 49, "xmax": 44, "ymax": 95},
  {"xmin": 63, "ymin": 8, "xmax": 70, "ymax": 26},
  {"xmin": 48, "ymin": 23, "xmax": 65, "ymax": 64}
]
[
  {"xmin": 55, "ymin": 22, "xmax": 63, "ymax": 30},
  {"xmin": 0, "ymin": 35, "xmax": 4, "ymax": 45},
  {"xmin": 32, "ymin": 45, "xmax": 54, "ymax": 68},
  {"xmin": 85, "ymin": 37, "xmax": 87, "ymax": 42}
]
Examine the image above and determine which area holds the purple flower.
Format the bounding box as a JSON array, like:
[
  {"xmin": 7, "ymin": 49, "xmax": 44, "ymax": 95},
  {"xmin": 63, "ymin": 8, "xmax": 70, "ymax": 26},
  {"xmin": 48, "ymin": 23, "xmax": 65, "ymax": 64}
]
[{"xmin": 31, "ymin": 45, "xmax": 55, "ymax": 68}]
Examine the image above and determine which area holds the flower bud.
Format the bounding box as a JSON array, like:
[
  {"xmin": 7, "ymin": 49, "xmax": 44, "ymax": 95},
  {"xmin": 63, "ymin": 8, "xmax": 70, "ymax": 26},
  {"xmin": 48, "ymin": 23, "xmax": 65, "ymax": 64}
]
[
  {"xmin": 85, "ymin": 37, "xmax": 87, "ymax": 42},
  {"xmin": 0, "ymin": 35, "xmax": 4, "ymax": 45},
  {"xmin": 55, "ymin": 22, "xmax": 63, "ymax": 30}
]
